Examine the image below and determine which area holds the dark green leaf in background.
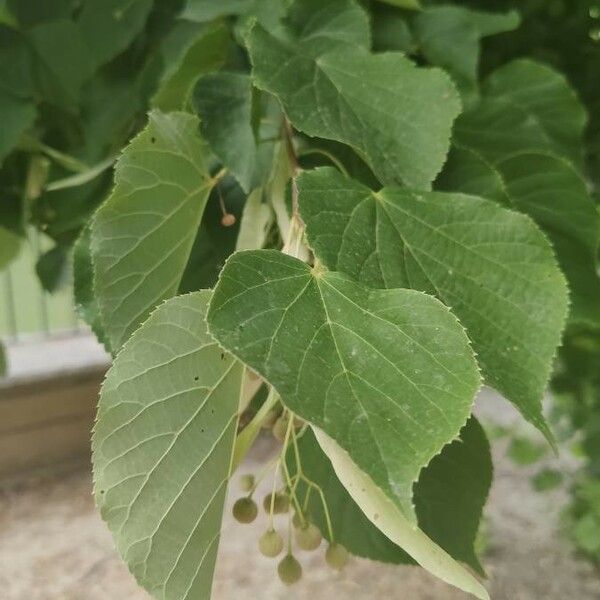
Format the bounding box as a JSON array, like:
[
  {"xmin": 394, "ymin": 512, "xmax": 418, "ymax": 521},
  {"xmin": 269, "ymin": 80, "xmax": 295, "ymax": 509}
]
[{"xmin": 291, "ymin": 417, "xmax": 491, "ymax": 574}]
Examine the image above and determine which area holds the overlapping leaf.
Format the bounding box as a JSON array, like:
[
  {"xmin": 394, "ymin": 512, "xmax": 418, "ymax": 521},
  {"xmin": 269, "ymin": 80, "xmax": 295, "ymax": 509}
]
[
  {"xmin": 92, "ymin": 111, "xmax": 216, "ymax": 352},
  {"xmin": 413, "ymin": 6, "xmax": 519, "ymax": 91},
  {"xmin": 313, "ymin": 428, "xmax": 489, "ymax": 600},
  {"xmin": 247, "ymin": 0, "xmax": 461, "ymax": 189},
  {"xmin": 153, "ymin": 22, "xmax": 230, "ymax": 112},
  {"xmin": 208, "ymin": 250, "xmax": 481, "ymax": 517},
  {"xmin": 93, "ymin": 291, "xmax": 243, "ymax": 600},
  {"xmin": 445, "ymin": 59, "xmax": 600, "ymax": 326},
  {"xmin": 298, "ymin": 167, "xmax": 569, "ymax": 439},
  {"xmin": 193, "ymin": 73, "xmax": 258, "ymax": 192},
  {"xmin": 291, "ymin": 417, "xmax": 491, "ymax": 574}
]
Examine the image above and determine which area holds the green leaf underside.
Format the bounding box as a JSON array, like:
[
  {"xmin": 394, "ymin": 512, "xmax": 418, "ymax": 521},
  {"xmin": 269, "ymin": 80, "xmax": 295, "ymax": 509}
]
[
  {"xmin": 298, "ymin": 167, "xmax": 569, "ymax": 439},
  {"xmin": 292, "ymin": 417, "xmax": 491, "ymax": 575},
  {"xmin": 91, "ymin": 111, "xmax": 215, "ymax": 352},
  {"xmin": 93, "ymin": 291, "xmax": 244, "ymax": 600},
  {"xmin": 208, "ymin": 250, "xmax": 481, "ymax": 517},
  {"xmin": 247, "ymin": 0, "xmax": 461, "ymax": 189},
  {"xmin": 313, "ymin": 428, "xmax": 490, "ymax": 600}
]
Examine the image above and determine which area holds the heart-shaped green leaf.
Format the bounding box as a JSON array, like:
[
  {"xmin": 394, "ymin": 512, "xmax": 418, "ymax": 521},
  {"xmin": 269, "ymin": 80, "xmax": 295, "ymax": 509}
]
[
  {"xmin": 298, "ymin": 167, "xmax": 569, "ymax": 440},
  {"xmin": 246, "ymin": 0, "xmax": 460, "ymax": 189},
  {"xmin": 208, "ymin": 249, "xmax": 480, "ymax": 516}
]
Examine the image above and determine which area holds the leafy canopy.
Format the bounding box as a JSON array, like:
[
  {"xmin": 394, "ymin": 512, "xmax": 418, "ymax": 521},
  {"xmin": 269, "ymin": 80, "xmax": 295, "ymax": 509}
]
[{"xmin": 1, "ymin": 0, "xmax": 596, "ymax": 598}]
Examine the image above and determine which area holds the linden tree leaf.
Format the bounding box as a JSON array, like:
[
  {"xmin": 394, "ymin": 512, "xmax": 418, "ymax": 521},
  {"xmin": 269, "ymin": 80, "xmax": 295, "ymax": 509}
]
[
  {"xmin": 290, "ymin": 417, "xmax": 491, "ymax": 575},
  {"xmin": 153, "ymin": 22, "xmax": 230, "ymax": 112},
  {"xmin": 247, "ymin": 0, "xmax": 461, "ymax": 189},
  {"xmin": 27, "ymin": 19, "xmax": 95, "ymax": 110},
  {"xmin": 91, "ymin": 111, "xmax": 217, "ymax": 352},
  {"xmin": 78, "ymin": 0, "xmax": 153, "ymax": 68},
  {"xmin": 193, "ymin": 72, "xmax": 259, "ymax": 193},
  {"xmin": 413, "ymin": 6, "xmax": 519, "ymax": 90},
  {"xmin": 443, "ymin": 61, "xmax": 599, "ymax": 326},
  {"xmin": 93, "ymin": 291, "xmax": 244, "ymax": 600},
  {"xmin": 73, "ymin": 223, "xmax": 110, "ymax": 350},
  {"xmin": 208, "ymin": 249, "xmax": 480, "ymax": 517},
  {"xmin": 481, "ymin": 59, "xmax": 588, "ymax": 168},
  {"xmin": 313, "ymin": 428, "xmax": 489, "ymax": 600},
  {"xmin": 298, "ymin": 167, "xmax": 569, "ymax": 440}
]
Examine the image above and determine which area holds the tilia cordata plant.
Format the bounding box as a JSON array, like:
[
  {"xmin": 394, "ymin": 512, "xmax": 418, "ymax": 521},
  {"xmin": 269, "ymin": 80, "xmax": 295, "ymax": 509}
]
[{"xmin": 47, "ymin": 0, "xmax": 596, "ymax": 598}]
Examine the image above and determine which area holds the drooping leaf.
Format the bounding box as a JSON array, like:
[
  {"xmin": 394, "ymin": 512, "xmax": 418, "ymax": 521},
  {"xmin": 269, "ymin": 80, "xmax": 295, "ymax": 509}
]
[
  {"xmin": 153, "ymin": 22, "xmax": 230, "ymax": 112},
  {"xmin": 78, "ymin": 0, "xmax": 153, "ymax": 68},
  {"xmin": 412, "ymin": 417, "xmax": 491, "ymax": 575},
  {"xmin": 91, "ymin": 111, "xmax": 216, "ymax": 352},
  {"xmin": 36, "ymin": 244, "xmax": 69, "ymax": 292},
  {"xmin": 313, "ymin": 428, "xmax": 490, "ymax": 600},
  {"xmin": 413, "ymin": 6, "xmax": 519, "ymax": 91},
  {"xmin": 208, "ymin": 249, "xmax": 481, "ymax": 517},
  {"xmin": 291, "ymin": 417, "xmax": 491, "ymax": 574},
  {"xmin": 73, "ymin": 223, "xmax": 109, "ymax": 350},
  {"xmin": 247, "ymin": 0, "xmax": 461, "ymax": 189},
  {"xmin": 93, "ymin": 291, "xmax": 244, "ymax": 600},
  {"xmin": 298, "ymin": 167, "xmax": 569, "ymax": 439}
]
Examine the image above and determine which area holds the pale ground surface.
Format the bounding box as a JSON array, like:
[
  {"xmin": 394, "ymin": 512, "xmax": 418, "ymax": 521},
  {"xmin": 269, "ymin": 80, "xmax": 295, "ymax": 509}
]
[{"xmin": 1, "ymin": 394, "xmax": 599, "ymax": 600}]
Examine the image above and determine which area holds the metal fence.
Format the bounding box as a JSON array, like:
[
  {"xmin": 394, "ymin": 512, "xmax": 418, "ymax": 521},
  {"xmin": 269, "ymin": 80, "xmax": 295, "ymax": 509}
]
[{"xmin": 0, "ymin": 229, "xmax": 81, "ymax": 341}]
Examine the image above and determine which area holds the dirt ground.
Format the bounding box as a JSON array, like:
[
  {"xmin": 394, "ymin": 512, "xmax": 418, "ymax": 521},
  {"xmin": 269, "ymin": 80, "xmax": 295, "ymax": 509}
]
[{"xmin": 1, "ymin": 403, "xmax": 599, "ymax": 600}]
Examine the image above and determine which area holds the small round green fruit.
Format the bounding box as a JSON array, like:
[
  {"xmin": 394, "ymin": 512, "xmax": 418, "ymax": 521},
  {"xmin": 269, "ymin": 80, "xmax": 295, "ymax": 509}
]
[
  {"xmin": 295, "ymin": 522, "xmax": 322, "ymax": 551},
  {"xmin": 232, "ymin": 497, "xmax": 258, "ymax": 524},
  {"xmin": 277, "ymin": 554, "xmax": 302, "ymax": 585},
  {"xmin": 325, "ymin": 543, "xmax": 349, "ymax": 570},
  {"xmin": 263, "ymin": 491, "xmax": 290, "ymax": 514},
  {"xmin": 259, "ymin": 529, "xmax": 284, "ymax": 558}
]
